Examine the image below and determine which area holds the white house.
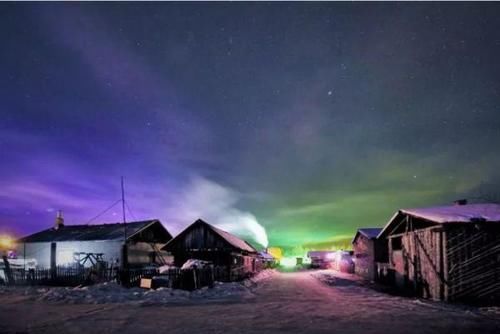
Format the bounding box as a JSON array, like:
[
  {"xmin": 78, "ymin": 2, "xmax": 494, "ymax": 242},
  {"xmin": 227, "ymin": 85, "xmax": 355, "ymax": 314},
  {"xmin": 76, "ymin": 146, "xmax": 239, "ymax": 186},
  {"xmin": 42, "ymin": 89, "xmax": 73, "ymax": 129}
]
[{"xmin": 17, "ymin": 212, "xmax": 173, "ymax": 269}]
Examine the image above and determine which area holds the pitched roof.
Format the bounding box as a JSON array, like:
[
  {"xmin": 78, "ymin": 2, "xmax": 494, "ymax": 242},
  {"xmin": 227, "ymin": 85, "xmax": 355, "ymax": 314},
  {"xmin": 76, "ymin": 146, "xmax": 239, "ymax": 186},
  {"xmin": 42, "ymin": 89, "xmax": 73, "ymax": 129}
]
[
  {"xmin": 258, "ymin": 251, "xmax": 275, "ymax": 260},
  {"xmin": 400, "ymin": 203, "xmax": 500, "ymax": 223},
  {"xmin": 352, "ymin": 228, "xmax": 383, "ymax": 243},
  {"xmin": 164, "ymin": 219, "xmax": 257, "ymax": 253},
  {"xmin": 307, "ymin": 250, "xmax": 335, "ymax": 258},
  {"xmin": 209, "ymin": 223, "xmax": 257, "ymax": 252},
  {"xmin": 379, "ymin": 203, "xmax": 500, "ymax": 238},
  {"xmin": 18, "ymin": 219, "xmax": 166, "ymax": 243}
]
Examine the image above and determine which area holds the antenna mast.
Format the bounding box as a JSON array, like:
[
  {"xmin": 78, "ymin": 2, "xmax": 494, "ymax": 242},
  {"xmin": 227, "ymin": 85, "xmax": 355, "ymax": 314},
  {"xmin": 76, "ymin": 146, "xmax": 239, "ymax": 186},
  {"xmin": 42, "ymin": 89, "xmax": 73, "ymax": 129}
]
[{"xmin": 121, "ymin": 176, "xmax": 127, "ymax": 241}]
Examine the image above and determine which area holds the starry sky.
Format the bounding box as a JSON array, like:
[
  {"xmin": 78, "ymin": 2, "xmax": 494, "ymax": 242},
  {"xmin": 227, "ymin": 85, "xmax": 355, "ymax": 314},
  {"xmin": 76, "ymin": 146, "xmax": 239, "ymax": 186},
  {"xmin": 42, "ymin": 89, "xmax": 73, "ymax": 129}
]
[{"xmin": 1, "ymin": 3, "xmax": 500, "ymax": 250}]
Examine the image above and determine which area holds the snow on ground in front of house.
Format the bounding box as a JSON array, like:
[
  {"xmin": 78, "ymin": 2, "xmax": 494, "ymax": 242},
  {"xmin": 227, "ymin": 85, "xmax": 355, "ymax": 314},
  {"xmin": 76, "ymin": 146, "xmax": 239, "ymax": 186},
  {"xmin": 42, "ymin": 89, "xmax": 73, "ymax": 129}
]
[
  {"xmin": 0, "ymin": 269, "xmax": 277, "ymax": 305},
  {"xmin": 1, "ymin": 270, "xmax": 500, "ymax": 334},
  {"xmin": 311, "ymin": 269, "xmax": 500, "ymax": 317}
]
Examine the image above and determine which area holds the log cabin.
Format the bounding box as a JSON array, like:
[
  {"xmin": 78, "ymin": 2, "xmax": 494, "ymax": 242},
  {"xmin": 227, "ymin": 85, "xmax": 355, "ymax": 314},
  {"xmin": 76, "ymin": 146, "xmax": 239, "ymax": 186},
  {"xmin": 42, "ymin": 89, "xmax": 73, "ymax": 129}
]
[
  {"xmin": 377, "ymin": 202, "xmax": 500, "ymax": 302},
  {"xmin": 163, "ymin": 219, "xmax": 259, "ymax": 280},
  {"xmin": 352, "ymin": 228, "xmax": 382, "ymax": 281}
]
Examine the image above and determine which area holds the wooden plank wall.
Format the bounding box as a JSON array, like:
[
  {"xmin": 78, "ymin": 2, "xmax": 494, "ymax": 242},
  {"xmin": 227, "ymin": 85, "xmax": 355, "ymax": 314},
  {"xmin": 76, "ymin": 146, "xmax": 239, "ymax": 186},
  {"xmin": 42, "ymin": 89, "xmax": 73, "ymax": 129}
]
[
  {"xmin": 445, "ymin": 226, "xmax": 500, "ymax": 302},
  {"xmin": 401, "ymin": 228, "xmax": 444, "ymax": 300},
  {"xmin": 353, "ymin": 235, "xmax": 376, "ymax": 281}
]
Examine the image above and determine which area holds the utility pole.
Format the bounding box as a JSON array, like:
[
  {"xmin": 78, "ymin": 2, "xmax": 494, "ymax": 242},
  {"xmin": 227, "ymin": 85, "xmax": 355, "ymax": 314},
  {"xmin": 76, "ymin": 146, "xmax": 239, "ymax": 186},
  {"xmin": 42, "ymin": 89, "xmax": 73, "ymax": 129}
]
[
  {"xmin": 120, "ymin": 176, "xmax": 129, "ymax": 286},
  {"xmin": 121, "ymin": 176, "xmax": 127, "ymax": 240}
]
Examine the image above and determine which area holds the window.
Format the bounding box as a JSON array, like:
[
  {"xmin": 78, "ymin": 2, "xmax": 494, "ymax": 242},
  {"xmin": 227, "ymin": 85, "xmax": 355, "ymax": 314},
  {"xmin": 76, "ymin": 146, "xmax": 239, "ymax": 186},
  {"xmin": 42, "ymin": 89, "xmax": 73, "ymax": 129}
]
[{"xmin": 392, "ymin": 236, "xmax": 402, "ymax": 250}]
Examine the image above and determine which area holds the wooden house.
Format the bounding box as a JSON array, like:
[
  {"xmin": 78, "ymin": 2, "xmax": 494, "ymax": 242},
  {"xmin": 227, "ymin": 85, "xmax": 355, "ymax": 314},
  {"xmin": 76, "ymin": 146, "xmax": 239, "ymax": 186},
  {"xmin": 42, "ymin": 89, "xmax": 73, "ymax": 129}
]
[
  {"xmin": 17, "ymin": 212, "xmax": 173, "ymax": 270},
  {"xmin": 352, "ymin": 228, "xmax": 382, "ymax": 281},
  {"xmin": 307, "ymin": 251, "xmax": 336, "ymax": 269},
  {"xmin": 377, "ymin": 202, "xmax": 500, "ymax": 301},
  {"xmin": 258, "ymin": 251, "xmax": 276, "ymax": 268},
  {"xmin": 163, "ymin": 219, "xmax": 259, "ymax": 279}
]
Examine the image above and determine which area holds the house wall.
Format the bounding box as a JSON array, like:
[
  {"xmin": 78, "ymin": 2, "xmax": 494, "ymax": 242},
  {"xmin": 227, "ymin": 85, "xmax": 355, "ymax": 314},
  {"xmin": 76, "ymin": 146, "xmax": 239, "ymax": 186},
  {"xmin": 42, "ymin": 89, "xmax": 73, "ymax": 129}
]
[
  {"xmin": 168, "ymin": 224, "xmax": 245, "ymax": 267},
  {"xmin": 388, "ymin": 228, "xmax": 445, "ymax": 300},
  {"xmin": 127, "ymin": 241, "xmax": 172, "ymax": 266},
  {"xmin": 445, "ymin": 225, "xmax": 500, "ymax": 301},
  {"xmin": 165, "ymin": 222, "xmax": 258, "ymax": 279},
  {"xmin": 353, "ymin": 235, "xmax": 376, "ymax": 281},
  {"xmin": 19, "ymin": 240, "xmax": 172, "ymax": 269},
  {"xmin": 18, "ymin": 242, "xmax": 51, "ymax": 268},
  {"xmin": 19, "ymin": 240, "xmax": 123, "ymax": 268},
  {"xmin": 168, "ymin": 224, "xmax": 231, "ymax": 253}
]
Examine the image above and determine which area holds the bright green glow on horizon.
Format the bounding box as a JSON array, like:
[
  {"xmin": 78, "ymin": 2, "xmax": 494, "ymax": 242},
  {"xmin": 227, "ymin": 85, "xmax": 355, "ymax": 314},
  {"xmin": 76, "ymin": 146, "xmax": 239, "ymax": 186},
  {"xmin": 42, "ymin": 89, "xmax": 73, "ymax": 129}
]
[{"xmin": 260, "ymin": 149, "xmax": 497, "ymax": 249}]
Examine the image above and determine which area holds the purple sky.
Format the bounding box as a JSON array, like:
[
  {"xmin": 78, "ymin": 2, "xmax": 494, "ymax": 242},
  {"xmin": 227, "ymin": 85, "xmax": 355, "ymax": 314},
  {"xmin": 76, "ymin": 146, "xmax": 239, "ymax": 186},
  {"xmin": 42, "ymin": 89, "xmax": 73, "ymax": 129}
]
[{"xmin": 1, "ymin": 3, "xmax": 500, "ymax": 248}]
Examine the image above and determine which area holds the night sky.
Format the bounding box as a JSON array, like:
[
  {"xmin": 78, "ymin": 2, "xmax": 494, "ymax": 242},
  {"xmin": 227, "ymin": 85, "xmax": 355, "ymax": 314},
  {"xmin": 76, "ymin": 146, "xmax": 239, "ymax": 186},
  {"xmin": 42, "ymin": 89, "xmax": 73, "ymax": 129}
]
[{"xmin": 1, "ymin": 3, "xmax": 500, "ymax": 250}]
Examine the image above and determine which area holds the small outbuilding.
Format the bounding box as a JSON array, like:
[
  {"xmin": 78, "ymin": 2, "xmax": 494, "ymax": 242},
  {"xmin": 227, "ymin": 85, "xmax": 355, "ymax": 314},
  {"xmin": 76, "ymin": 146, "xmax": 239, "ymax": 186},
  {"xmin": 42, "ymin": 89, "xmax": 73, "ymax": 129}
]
[
  {"xmin": 307, "ymin": 251, "xmax": 336, "ymax": 269},
  {"xmin": 258, "ymin": 251, "xmax": 276, "ymax": 268},
  {"xmin": 352, "ymin": 228, "xmax": 383, "ymax": 281},
  {"xmin": 163, "ymin": 219, "xmax": 259, "ymax": 280},
  {"xmin": 18, "ymin": 212, "xmax": 173, "ymax": 269},
  {"xmin": 377, "ymin": 202, "xmax": 500, "ymax": 302}
]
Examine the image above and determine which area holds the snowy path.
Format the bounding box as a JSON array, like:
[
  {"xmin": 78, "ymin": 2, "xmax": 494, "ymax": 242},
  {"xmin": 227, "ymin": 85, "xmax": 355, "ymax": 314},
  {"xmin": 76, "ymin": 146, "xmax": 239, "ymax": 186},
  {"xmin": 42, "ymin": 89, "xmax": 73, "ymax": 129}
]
[{"xmin": 1, "ymin": 270, "xmax": 499, "ymax": 334}]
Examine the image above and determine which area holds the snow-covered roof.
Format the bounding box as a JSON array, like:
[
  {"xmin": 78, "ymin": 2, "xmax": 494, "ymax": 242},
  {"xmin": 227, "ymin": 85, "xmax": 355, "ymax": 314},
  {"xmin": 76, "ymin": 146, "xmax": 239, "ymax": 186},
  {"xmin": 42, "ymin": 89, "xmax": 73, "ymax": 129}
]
[
  {"xmin": 307, "ymin": 250, "xmax": 335, "ymax": 258},
  {"xmin": 378, "ymin": 203, "xmax": 500, "ymax": 238},
  {"xmin": 258, "ymin": 251, "xmax": 275, "ymax": 260},
  {"xmin": 352, "ymin": 228, "xmax": 383, "ymax": 243},
  {"xmin": 400, "ymin": 203, "xmax": 500, "ymax": 223}
]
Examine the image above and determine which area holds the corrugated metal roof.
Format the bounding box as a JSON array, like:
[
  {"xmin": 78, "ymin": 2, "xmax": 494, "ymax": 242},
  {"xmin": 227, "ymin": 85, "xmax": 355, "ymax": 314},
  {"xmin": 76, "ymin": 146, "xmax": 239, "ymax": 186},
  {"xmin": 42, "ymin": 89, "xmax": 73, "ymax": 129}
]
[{"xmin": 18, "ymin": 220, "xmax": 162, "ymax": 243}]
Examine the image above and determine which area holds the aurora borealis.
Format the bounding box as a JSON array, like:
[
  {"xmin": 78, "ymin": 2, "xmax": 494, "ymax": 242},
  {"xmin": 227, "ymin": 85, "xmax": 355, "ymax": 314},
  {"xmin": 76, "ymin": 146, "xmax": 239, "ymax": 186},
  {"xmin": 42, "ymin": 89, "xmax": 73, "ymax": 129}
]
[{"xmin": 1, "ymin": 3, "xmax": 500, "ymax": 250}]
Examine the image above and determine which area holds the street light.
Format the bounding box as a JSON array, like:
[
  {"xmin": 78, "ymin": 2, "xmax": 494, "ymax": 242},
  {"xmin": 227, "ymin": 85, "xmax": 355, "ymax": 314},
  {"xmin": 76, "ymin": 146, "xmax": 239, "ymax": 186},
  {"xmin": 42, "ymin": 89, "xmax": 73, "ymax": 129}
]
[{"xmin": 0, "ymin": 234, "xmax": 14, "ymax": 252}]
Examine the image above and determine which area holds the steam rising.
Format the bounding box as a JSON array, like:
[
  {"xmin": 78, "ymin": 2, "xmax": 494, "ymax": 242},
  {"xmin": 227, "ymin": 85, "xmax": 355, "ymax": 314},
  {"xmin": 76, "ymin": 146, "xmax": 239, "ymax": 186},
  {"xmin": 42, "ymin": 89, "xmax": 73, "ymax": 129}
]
[{"xmin": 173, "ymin": 176, "xmax": 269, "ymax": 248}]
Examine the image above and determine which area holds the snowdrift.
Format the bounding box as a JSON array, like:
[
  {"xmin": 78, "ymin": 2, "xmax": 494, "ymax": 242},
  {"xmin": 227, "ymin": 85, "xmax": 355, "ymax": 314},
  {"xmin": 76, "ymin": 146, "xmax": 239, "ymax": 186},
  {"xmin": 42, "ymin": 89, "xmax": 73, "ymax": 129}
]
[{"xmin": 0, "ymin": 269, "xmax": 277, "ymax": 305}]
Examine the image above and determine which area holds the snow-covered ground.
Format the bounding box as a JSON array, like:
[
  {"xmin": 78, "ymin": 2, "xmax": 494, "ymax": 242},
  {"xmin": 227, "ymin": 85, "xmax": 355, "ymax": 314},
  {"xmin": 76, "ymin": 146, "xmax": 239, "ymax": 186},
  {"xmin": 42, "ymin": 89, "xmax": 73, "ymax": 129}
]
[
  {"xmin": 0, "ymin": 269, "xmax": 499, "ymax": 334},
  {"xmin": 312, "ymin": 270, "xmax": 500, "ymax": 317},
  {"xmin": 0, "ymin": 269, "xmax": 276, "ymax": 305}
]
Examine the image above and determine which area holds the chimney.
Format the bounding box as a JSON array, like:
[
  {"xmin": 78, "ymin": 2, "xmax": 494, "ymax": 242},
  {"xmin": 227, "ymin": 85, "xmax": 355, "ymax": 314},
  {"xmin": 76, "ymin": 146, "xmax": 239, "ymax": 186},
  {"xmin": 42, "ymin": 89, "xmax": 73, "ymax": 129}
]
[
  {"xmin": 54, "ymin": 210, "xmax": 64, "ymax": 230},
  {"xmin": 454, "ymin": 199, "xmax": 468, "ymax": 206}
]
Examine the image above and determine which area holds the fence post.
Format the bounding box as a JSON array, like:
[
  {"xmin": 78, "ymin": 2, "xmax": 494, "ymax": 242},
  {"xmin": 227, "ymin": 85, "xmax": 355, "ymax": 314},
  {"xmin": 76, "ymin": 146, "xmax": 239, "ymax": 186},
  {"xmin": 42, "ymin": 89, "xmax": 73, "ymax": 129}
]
[
  {"xmin": 2, "ymin": 256, "xmax": 14, "ymax": 285},
  {"xmin": 193, "ymin": 269, "xmax": 198, "ymax": 290}
]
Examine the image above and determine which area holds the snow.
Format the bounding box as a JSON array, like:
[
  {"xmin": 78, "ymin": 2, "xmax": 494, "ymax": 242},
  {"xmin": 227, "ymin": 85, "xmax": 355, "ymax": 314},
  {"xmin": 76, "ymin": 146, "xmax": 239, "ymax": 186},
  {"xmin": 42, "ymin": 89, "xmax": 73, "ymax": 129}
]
[
  {"xmin": 0, "ymin": 269, "xmax": 277, "ymax": 305},
  {"xmin": 180, "ymin": 259, "xmax": 212, "ymax": 270},
  {"xmin": 312, "ymin": 270, "xmax": 500, "ymax": 318},
  {"xmin": 379, "ymin": 203, "xmax": 500, "ymax": 238},
  {"xmin": 1, "ymin": 270, "xmax": 499, "ymax": 333},
  {"xmin": 402, "ymin": 203, "xmax": 500, "ymax": 224}
]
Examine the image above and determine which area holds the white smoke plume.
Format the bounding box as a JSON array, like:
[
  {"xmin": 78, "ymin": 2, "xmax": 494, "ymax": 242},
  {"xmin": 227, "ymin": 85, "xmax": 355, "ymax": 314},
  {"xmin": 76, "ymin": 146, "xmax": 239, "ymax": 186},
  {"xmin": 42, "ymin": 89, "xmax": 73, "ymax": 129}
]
[{"xmin": 171, "ymin": 176, "xmax": 269, "ymax": 248}]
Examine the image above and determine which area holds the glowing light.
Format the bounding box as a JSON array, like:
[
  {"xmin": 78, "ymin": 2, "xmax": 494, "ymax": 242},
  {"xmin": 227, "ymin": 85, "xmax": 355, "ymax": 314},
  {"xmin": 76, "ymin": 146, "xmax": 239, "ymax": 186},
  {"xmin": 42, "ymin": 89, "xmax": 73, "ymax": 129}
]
[
  {"xmin": 0, "ymin": 235, "xmax": 14, "ymax": 250},
  {"xmin": 57, "ymin": 250, "xmax": 76, "ymax": 265},
  {"xmin": 267, "ymin": 247, "xmax": 283, "ymax": 260},
  {"xmin": 280, "ymin": 256, "xmax": 297, "ymax": 268},
  {"xmin": 326, "ymin": 252, "xmax": 336, "ymax": 260}
]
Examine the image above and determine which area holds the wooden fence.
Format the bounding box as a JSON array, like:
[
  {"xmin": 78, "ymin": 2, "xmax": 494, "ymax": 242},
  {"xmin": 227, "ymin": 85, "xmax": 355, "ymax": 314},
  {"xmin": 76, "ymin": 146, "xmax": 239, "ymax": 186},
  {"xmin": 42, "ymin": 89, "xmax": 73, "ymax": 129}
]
[
  {"xmin": 1, "ymin": 265, "xmax": 250, "ymax": 290},
  {"xmin": 5, "ymin": 265, "xmax": 119, "ymax": 287}
]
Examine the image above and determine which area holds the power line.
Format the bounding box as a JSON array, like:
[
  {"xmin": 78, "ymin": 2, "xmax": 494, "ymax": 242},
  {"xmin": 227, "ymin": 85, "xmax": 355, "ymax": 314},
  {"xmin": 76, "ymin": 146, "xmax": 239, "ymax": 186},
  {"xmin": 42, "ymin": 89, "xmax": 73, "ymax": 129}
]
[
  {"xmin": 83, "ymin": 199, "xmax": 122, "ymax": 225},
  {"xmin": 125, "ymin": 201, "xmax": 137, "ymax": 221},
  {"xmin": 121, "ymin": 176, "xmax": 127, "ymax": 241}
]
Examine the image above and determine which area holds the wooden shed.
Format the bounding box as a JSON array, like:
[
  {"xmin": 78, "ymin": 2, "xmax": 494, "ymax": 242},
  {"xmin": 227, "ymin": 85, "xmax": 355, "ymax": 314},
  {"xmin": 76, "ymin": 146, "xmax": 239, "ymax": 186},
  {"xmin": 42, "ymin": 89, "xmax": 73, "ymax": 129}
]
[
  {"xmin": 163, "ymin": 219, "xmax": 259, "ymax": 279},
  {"xmin": 377, "ymin": 202, "xmax": 500, "ymax": 302},
  {"xmin": 352, "ymin": 228, "xmax": 382, "ymax": 281}
]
